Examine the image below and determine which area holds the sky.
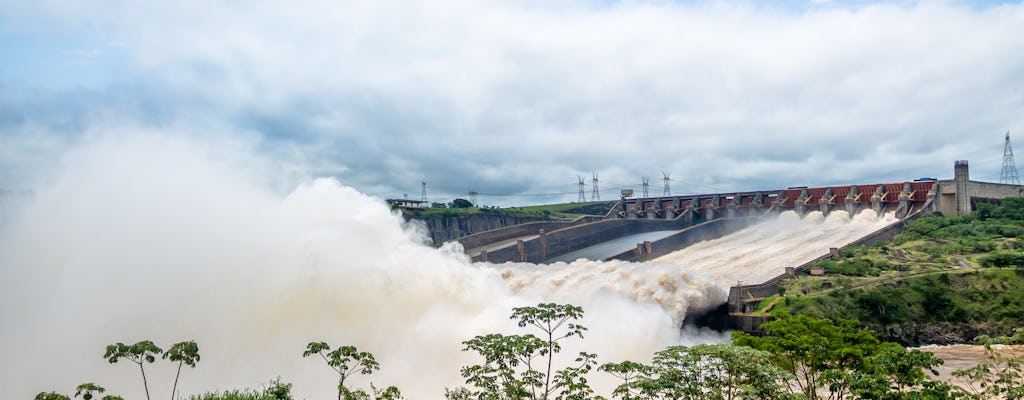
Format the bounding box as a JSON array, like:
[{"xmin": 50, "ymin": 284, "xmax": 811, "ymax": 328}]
[{"xmin": 2, "ymin": 0, "xmax": 1023, "ymax": 206}]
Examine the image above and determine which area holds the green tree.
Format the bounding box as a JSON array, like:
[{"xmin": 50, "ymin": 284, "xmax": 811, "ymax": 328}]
[
  {"xmin": 74, "ymin": 383, "xmax": 106, "ymax": 400},
  {"xmin": 846, "ymin": 343, "xmax": 952, "ymax": 400},
  {"xmin": 734, "ymin": 314, "xmax": 956, "ymax": 400},
  {"xmin": 456, "ymin": 303, "xmax": 595, "ymax": 400},
  {"xmin": 302, "ymin": 342, "xmax": 401, "ymax": 400},
  {"xmin": 598, "ymin": 361, "xmax": 648, "ymax": 400},
  {"xmin": 163, "ymin": 340, "xmax": 200, "ymax": 400},
  {"xmin": 733, "ymin": 314, "xmax": 879, "ymax": 399},
  {"xmin": 460, "ymin": 333, "xmax": 547, "ymax": 399},
  {"xmin": 511, "ymin": 303, "xmax": 588, "ymax": 400},
  {"xmin": 35, "ymin": 392, "xmax": 70, "ymax": 400},
  {"xmin": 104, "ymin": 340, "xmax": 163, "ymax": 400},
  {"xmin": 644, "ymin": 344, "xmax": 793, "ymax": 400},
  {"xmin": 450, "ymin": 198, "xmax": 473, "ymax": 208}
]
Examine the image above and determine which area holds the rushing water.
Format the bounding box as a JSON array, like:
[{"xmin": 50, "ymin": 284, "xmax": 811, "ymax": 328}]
[
  {"xmin": 652, "ymin": 210, "xmax": 899, "ymax": 286},
  {"xmin": 0, "ymin": 135, "xmax": 902, "ymax": 399}
]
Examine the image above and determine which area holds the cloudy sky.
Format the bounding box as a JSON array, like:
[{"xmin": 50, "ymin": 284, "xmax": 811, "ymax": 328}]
[{"xmin": 2, "ymin": 0, "xmax": 1023, "ymax": 205}]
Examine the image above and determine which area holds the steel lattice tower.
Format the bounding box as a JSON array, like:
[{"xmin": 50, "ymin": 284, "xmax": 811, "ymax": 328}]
[
  {"xmin": 642, "ymin": 176, "xmax": 650, "ymax": 198},
  {"xmin": 663, "ymin": 172, "xmax": 672, "ymax": 196},
  {"xmin": 591, "ymin": 173, "xmax": 600, "ymax": 201},
  {"xmin": 1002, "ymin": 132, "xmax": 1021, "ymax": 185},
  {"xmin": 577, "ymin": 175, "xmax": 587, "ymax": 202}
]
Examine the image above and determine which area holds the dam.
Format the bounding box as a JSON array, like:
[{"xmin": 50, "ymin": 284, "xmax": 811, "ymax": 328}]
[{"xmin": 454, "ymin": 160, "xmax": 1024, "ymax": 328}]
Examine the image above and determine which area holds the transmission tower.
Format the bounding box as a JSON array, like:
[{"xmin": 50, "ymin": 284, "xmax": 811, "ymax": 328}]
[
  {"xmin": 591, "ymin": 173, "xmax": 600, "ymax": 201},
  {"xmin": 1002, "ymin": 131, "xmax": 1021, "ymax": 185},
  {"xmin": 642, "ymin": 176, "xmax": 650, "ymax": 198},
  {"xmin": 663, "ymin": 171, "xmax": 672, "ymax": 196},
  {"xmin": 468, "ymin": 190, "xmax": 478, "ymax": 207},
  {"xmin": 577, "ymin": 175, "xmax": 587, "ymax": 202},
  {"xmin": 420, "ymin": 181, "xmax": 427, "ymax": 202}
]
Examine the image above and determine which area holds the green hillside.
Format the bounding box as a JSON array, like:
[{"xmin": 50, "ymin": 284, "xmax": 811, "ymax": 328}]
[{"xmin": 765, "ymin": 198, "xmax": 1024, "ymax": 345}]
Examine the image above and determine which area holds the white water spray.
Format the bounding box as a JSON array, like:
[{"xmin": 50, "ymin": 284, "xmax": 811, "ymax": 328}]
[
  {"xmin": 0, "ymin": 134, "xmax": 717, "ymax": 399},
  {"xmin": 0, "ymin": 134, "xmax": 897, "ymax": 399},
  {"xmin": 652, "ymin": 210, "xmax": 899, "ymax": 286}
]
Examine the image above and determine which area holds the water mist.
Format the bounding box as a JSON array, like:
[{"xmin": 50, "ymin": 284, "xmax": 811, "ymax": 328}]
[{"xmin": 0, "ymin": 134, "xmax": 896, "ymax": 399}]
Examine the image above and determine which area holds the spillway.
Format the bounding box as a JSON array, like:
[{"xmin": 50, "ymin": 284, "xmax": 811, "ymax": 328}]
[{"xmin": 650, "ymin": 209, "xmax": 898, "ymax": 286}]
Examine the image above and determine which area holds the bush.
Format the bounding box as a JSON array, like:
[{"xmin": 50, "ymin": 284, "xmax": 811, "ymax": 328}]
[
  {"xmin": 450, "ymin": 198, "xmax": 473, "ymax": 208},
  {"xmin": 187, "ymin": 379, "xmax": 293, "ymax": 400},
  {"xmin": 979, "ymin": 252, "xmax": 1024, "ymax": 268}
]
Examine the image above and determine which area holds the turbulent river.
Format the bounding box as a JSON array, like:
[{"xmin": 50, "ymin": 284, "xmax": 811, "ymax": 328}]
[{"xmin": 0, "ymin": 135, "xmax": 909, "ymax": 399}]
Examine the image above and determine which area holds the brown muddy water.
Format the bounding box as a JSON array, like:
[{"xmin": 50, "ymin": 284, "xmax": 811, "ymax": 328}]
[{"xmin": 921, "ymin": 344, "xmax": 1024, "ymax": 383}]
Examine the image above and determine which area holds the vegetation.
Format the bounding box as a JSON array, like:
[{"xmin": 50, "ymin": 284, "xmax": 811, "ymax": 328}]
[
  {"xmin": 733, "ymin": 313, "xmax": 952, "ymax": 399},
  {"xmin": 164, "ymin": 340, "xmax": 201, "ymax": 400},
  {"xmin": 35, "ymin": 303, "xmax": 1024, "ymax": 399},
  {"xmin": 764, "ymin": 198, "xmax": 1024, "ymax": 344},
  {"xmin": 185, "ymin": 379, "xmax": 293, "ymax": 400},
  {"xmin": 450, "ymin": 303, "xmax": 596, "ymax": 400},
  {"xmin": 302, "ymin": 342, "xmax": 402, "ymax": 400},
  {"xmin": 104, "ymin": 340, "xmax": 164, "ymax": 400}
]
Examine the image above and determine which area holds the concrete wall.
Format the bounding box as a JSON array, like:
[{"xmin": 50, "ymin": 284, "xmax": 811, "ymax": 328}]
[
  {"xmin": 475, "ymin": 217, "xmax": 693, "ymax": 263},
  {"xmin": 968, "ymin": 181, "xmax": 1024, "ymax": 202},
  {"xmin": 456, "ymin": 217, "xmax": 601, "ymax": 250},
  {"xmin": 412, "ymin": 213, "xmax": 552, "ymax": 244},
  {"xmin": 932, "ymin": 178, "xmax": 1024, "ymax": 216}
]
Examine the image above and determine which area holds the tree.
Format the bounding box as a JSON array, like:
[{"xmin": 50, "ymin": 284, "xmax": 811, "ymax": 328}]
[
  {"xmin": 104, "ymin": 340, "xmax": 163, "ymax": 400},
  {"xmin": 35, "ymin": 393, "xmax": 70, "ymax": 400},
  {"xmin": 450, "ymin": 198, "xmax": 473, "ymax": 208},
  {"xmin": 734, "ymin": 314, "xmax": 955, "ymax": 400},
  {"xmin": 34, "ymin": 384, "xmax": 123, "ymax": 400},
  {"xmin": 302, "ymin": 342, "xmax": 401, "ymax": 400},
  {"xmin": 74, "ymin": 383, "xmax": 106, "ymax": 400},
  {"xmin": 460, "ymin": 333, "xmax": 547, "ymax": 399},
  {"xmin": 598, "ymin": 361, "xmax": 648, "ymax": 400},
  {"xmin": 162, "ymin": 340, "xmax": 200, "ymax": 400},
  {"xmin": 733, "ymin": 314, "xmax": 880, "ymax": 399},
  {"xmin": 74, "ymin": 383, "xmax": 124, "ymax": 400},
  {"xmin": 846, "ymin": 343, "xmax": 952, "ymax": 400},
  {"xmin": 455, "ymin": 303, "xmax": 596, "ymax": 400},
  {"xmin": 511, "ymin": 303, "xmax": 588, "ymax": 400},
  {"xmin": 644, "ymin": 344, "xmax": 793, "ymax": 400}
]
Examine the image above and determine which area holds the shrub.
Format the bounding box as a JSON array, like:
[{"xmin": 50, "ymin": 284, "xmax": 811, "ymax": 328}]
[{"xmin": 979, "ymin": 252, "xmax": 1024, "ymax": 268}]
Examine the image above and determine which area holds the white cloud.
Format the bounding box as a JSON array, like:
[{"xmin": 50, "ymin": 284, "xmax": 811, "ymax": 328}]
[{"xmin": 2, "ymin": 0, "xmax": 1023, "ymax": 203}]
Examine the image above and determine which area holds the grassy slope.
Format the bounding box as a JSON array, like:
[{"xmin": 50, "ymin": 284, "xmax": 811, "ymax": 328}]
[{"xmin": 763, "ymin": 199, "xmax": 1024, "ymax": 344}]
